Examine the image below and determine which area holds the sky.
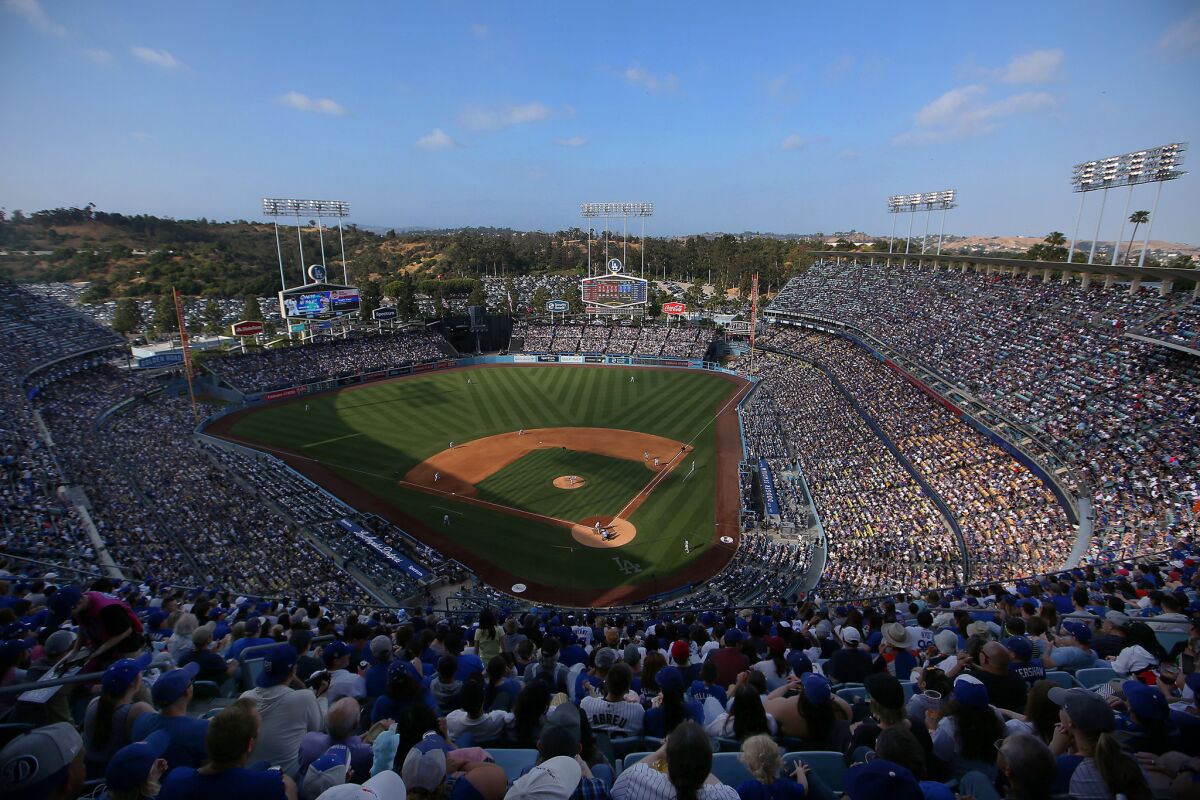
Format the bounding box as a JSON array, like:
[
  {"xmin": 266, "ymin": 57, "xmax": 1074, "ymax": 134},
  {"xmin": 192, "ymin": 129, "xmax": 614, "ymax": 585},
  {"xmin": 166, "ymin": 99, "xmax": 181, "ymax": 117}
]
[{"xmin": 2, "ymin": 1, "xmax": 1198, "ymax": 243}]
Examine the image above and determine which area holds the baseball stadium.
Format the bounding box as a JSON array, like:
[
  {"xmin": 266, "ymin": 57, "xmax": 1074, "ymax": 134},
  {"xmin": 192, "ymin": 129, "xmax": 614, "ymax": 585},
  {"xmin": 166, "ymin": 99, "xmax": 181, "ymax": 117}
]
[{"xmin": 2, "ymin": 4, "xmax": 1199, "ymax": 799}]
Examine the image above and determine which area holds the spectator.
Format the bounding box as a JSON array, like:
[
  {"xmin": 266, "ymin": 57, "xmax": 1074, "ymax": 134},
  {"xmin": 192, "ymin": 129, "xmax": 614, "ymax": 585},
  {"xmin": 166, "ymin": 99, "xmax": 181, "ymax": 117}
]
[
  {"xmin": 445, "ymin": 680, "xmax": 513, "ymax": 741},
  {"xmin": 611, "ymin": 721, "xmax": 739, "ymax": 800},
  {"xmin": 297, "ymin": 696, "xmax": 389, "ymax": 780},
  {"xmin": 581, "ymin": 663, "xmax": 644, "ymax": 737},
  {"xmin": 239, "ymin": 643, "xmax": 326, "ymax": 778},
  {"xmin": 644, "ymin": 666, "xmax": 704, "ymax": 739},
  {"xmin": 706, "ymin": 683, "xmax": 777, "ymax": 743},
  {"xmin": 131, "ymin": 663, "xmax": 210, "ymax": 771},
  {"xmin": 105, "ymin": 731, "xmax": 171, "ymax": 800},
  {"xmin": 707, "ymin": 630, "xmax": 750, "ymax": 688},
  {"xmin": 734, "ymin": 734, "xmax": 809, "ymax": 800},
  {"xmin": 400, "ymin": 732, "xmax": 507, "ymax": 800},
  {"xmin": 157, "ymin": 698, "xmax": 298, "ymax": 800},
  {"xmin": 321, "ymin": 642, "xmax": 366, "ymax": 704},
  {"xmin": 180, "ymin": 625, "xmax": 237, "ymax": 686},
  {"xmin": 0, "ymin": 722, "xmax": 86, "ymax": 800},
  {"xmin": 968, "ymin": 642, "xmax": 1028, "ymax": 713},
  {"xmin": 84, "ymin": 653, "xmax": 155, "ymax": 779},
  {"xmin": 825, "ymin": 627, "xmax": 871, "ymax": 685},
  {"xmin": 1046, "ymin": 686, "xmax": 1150, "ymax": 800}
]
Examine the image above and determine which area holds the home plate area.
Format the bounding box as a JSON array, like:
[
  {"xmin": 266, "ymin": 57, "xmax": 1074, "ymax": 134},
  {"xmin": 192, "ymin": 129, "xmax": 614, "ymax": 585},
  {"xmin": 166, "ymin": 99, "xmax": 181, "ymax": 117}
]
[{"xmin": 571, "ymin": 515, "xmax": 637, "ymax": 548}]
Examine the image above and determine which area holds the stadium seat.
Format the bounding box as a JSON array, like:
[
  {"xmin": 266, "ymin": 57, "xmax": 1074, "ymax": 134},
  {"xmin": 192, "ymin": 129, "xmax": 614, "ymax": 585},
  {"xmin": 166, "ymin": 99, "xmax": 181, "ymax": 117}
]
[
  {"xmin": 1073, "ymin": 667, "xmax": 1118, "ymax": 689},
  {"xmin": 711, "ymin": 753, "xmax": 754, "ymax": 786},
  {"xmin": 783, "ymin": 752, "xmax": 846, "ymax": 793},
  {"xmin": 716, "ymin": 737, "xmax": 741, "ymax": 753},
  {"xmin": 899, "ymin": 680, "xmax": 916, "ymax": 701},
  {"xmin": 835, "ymin": 686, "xmax": 866, "ymax": 704},
  {"xmin": 487, "ymin": 749, "xmax": 538, "ymax": 783},
  {"xmin": 618, "ymin": 753, "xmax": 654, "ymax": 776},
  {"xmin": 1042, "ymin": 671, "xmax": 1076, "ymax": 689},
  {"xmin": 1155, "ymin": 630, "xmax": 1188, "ymax": 653},
  {"xmin": 610, "ymin": 736, "xmax": 651, "ymax": 761},
  {"xmin": 242, "ymin": 658, "xmax": 265, "ymax": 691}
]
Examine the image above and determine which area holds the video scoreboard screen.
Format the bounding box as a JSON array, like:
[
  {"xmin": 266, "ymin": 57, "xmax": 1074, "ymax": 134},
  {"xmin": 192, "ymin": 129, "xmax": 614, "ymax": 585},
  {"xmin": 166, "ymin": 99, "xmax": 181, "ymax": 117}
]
[
  {"xmin": 279, "ymin": 285, "xmax": 361, "ymax": 319},
  {"xmin": 581, "ymin": 278, "xmax": 648, "ymax": 305}
]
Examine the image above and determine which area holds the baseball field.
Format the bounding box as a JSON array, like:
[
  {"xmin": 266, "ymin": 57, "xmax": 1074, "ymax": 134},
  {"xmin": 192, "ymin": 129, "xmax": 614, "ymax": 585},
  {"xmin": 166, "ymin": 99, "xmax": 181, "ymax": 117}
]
[{"xmin": 209, "ymin": 364, "xmax": 748, "ymax": 605}]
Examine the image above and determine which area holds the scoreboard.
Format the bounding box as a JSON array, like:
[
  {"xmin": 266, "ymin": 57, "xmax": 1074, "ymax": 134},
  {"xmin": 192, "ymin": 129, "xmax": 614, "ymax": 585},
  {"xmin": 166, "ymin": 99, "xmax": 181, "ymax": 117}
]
[
  {"xmin": 279, "ymin": 283, "xmax": 361, "ymax": 320},
  {"xmin": 582, "ymin": 277, "xmax": 648, "ymax": 307}
]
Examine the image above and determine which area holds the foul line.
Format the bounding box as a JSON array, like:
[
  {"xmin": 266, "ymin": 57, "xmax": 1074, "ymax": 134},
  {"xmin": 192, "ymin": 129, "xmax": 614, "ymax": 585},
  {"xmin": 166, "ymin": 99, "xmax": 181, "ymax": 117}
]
[{"xmin": 302, "ymin": 432, "xmax": 364, "ymax": 449}]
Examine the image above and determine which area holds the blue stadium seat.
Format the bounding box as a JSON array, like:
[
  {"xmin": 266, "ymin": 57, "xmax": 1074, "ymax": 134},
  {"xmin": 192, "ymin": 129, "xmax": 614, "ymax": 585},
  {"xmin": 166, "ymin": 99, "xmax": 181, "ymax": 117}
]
[
  {"xmin": 242, "ymin": 658, "xmax": 265, "ymax": 691},
  {"xmin": 711, "ymin": 753, "xmax": 754, "ymax": 786},
  {"xmin": 487, "ymin": 749, "xmax": 538, "ymax": 783},
  {"xmin": 618, "ymin": 753, "xmax": 654, "ymax": 776},
  {"xmin": 900, "ymin": 680, "xmax": 916, "ymax": 701},
  {"xmin": 1042, "ymin": 671, "xmax": 1075, "ymax": 689},
  {"xmin": 835, "ymin": 686, "xmax": 866, "ymax": 704},
  {"xmin": 783, "ymin": 751, "xmax": 846, "ymax": 793},
  {"xmin": 1155, "ymin": 630, "xmax": 1188, "ymax": 653},
  {"xmin": 1073, "ymin": 667, "xmax": 1117, "ymax": 689}
]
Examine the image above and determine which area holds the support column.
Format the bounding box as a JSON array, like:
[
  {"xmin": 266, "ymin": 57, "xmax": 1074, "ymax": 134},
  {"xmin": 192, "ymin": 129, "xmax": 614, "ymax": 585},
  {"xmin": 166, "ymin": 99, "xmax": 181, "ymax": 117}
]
[
  {"xmin": 1042, "ymin": 268, "xmax": 1052, "ymax": 283},
  {"xmin": 986, "ymin": 264, "xmax": 995, "ymax": 276},
  {"xmin": 960, "ymin": 263, "xmax": 968, "ymax": 273},
  {"xmin": 1128, "ymin": 278, "xmax": 1142, "ymax": 296},
  {"xmin": 1104, "ymin": 274, "xmax": 1115, "ymax": 289},
  {"xmin": 1159, "ymin": 279, "xmax": 1174, "ymax": 297},
  {"xmin": 1060, "ymin": 270, "xmax": 1071, "ymax": 285},
  {"xmin": 1080, "ymin": 272, "xmax": 1092, "ymax": 289}
]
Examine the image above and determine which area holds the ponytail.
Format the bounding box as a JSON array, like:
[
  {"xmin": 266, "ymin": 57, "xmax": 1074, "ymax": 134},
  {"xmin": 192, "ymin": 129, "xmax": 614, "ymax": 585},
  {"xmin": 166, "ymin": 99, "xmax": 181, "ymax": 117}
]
[
  {"xmin": 92, "ymin": 690, "xmax": 119, "ymax": 749},
  {"xmin": 1093, "ymin": 732, "xmax": 1151, "ymax": 800}
]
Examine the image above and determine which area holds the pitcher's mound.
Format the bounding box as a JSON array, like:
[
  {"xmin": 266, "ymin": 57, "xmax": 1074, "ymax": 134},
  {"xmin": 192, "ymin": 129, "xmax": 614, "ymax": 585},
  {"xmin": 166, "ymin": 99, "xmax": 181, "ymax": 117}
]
[
  {"xmin": 571, "ymin": 516, "xmax": 637, "ymax": 548},
  {"xmin": 553, "ymin": 475, "xmax": 587, "ymax": 490}
]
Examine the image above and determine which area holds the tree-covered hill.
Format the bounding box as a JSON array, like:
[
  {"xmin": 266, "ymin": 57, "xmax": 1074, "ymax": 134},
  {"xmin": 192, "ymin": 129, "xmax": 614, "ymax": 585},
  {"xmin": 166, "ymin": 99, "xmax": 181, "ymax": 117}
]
[{"xmin": 0, "ymin": 206, "xmax": 817, "ymax": 301}]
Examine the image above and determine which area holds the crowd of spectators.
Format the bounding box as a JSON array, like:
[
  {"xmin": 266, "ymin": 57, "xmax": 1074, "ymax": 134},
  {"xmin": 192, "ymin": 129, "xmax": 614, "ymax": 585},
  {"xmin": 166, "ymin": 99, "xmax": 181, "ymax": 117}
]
[
  {"xmin": 1134, "ymin": 300, "xmax": 1200, "ymax": 352},
  {"xmin": 767, "ymin": 262, "xmax": 1198, "ymax": 567},
  {"xmin": 739, "ymin": 351, "xmax": 964, "ymax": 598},
  {"xmin": 764, "ymin": 328, "xmax": 1075, "ymax": 583},
  {"xmin": 510, "ymin": 320, "xmax": 715, "ymax": 359},
  {"xmin": 3, "ymin": 546, "xmax": 1198, "ymax": 800},
  {"xmin": 208, "ymin": 331, "xmax": 448, "ymax": 394}
]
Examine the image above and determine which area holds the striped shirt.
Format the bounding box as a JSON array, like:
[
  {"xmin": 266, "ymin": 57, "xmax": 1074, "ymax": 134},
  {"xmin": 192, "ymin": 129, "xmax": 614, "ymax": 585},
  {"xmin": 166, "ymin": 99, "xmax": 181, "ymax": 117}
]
[
  {"xmin": 612, "ymin": 763, "xmax": 739, "ymax": 800},
  {"xmin": 580, "ymin": 695, "xmax": 645, "ymax": 736}
]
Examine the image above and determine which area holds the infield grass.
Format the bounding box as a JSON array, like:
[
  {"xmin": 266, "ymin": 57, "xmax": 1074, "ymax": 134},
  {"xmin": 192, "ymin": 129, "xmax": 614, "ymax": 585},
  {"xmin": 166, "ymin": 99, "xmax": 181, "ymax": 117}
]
[{"xmin": 221, "ymin": 366, "xmax": 740, "ymax": 595}]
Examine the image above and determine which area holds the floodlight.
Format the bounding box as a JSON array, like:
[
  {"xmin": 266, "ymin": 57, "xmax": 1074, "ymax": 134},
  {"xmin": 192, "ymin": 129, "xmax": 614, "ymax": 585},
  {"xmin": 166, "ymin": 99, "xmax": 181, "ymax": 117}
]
[
  {"xmin": 885, "ymin": 188, "xmax": 958, "ymax": 255},
  {"xmin": 579, "ymin": 202, "xmax": 654, "ymax": 217},
  {"xmin": 1071, "ymin": 142, "xmax": 1187, "ymax": 192}
]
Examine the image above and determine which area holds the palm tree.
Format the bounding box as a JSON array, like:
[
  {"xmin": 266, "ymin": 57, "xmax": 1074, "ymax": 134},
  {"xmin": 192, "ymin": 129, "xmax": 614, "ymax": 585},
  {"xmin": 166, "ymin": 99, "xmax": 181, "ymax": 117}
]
[
  {"xmin": 1124, "ymin": 211, "xmax": 1149, "ymax": 265},
  {"xmin": 1045, "ymin": 231, "xmax": 1067, "ymax": 248}
]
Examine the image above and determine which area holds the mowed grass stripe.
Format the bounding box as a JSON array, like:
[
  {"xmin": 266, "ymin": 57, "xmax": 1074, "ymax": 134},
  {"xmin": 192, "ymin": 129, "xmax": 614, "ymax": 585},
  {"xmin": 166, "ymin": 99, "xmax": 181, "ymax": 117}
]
[{"xmin": 225, "ymin": 365, "xmax": 741, "ymax": 592}]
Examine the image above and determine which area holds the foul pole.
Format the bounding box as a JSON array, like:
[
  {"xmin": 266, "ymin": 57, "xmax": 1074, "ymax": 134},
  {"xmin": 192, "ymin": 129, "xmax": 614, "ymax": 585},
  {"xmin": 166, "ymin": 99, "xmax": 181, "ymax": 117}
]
[
  {"xmin": 749, "ymin": 273, "xmax": 760, "ymax": 377},
  {"xmin": 172, "ymin": 288, "xmax": 199, "ymax": 423}
]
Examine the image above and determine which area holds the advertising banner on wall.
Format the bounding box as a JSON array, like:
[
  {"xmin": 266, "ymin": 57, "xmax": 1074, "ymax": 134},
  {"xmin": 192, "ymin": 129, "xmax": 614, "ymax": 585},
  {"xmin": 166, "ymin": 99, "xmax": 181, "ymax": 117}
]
[
  {"xmin": 336, "ymin": 518, "xmax": 429, "ymax": 580},
  {"xmin": 559, "ymin": 355, "xmax": 584, "ymax": 364}
]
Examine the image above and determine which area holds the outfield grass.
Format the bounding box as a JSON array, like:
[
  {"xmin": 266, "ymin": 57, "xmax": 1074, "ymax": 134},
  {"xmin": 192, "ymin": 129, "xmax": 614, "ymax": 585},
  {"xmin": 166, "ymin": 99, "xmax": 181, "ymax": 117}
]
[{"xmin": 222, "ymin": 366, "xmax": 738, "ymax": 594}]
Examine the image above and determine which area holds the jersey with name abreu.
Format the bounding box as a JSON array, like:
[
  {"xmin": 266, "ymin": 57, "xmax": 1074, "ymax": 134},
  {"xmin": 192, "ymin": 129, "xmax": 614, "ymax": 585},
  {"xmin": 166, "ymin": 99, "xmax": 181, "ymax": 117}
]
[{"xmin": 580, "ymin": 695, "xmax": 645, "ymax": 736}]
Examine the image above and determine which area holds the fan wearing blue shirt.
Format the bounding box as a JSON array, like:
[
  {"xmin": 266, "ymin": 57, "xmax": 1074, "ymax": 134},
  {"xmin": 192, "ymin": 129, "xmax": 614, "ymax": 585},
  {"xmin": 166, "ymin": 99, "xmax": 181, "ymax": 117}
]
[
  {"xmin": 225, "ymin": 618, "xmax": 274, "ymax": 661},
  {"xmin": 158, "ymin": 698, "xmax": 294, "ymax": 800},
  {"xmin": 130, "ymin": 663, "xmax": 209, "ymax": 772}
]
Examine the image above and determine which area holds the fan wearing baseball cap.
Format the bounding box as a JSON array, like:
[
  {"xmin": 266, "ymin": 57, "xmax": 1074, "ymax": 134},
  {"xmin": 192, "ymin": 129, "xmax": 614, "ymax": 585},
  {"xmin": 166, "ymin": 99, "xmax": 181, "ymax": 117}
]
[
  {"xmin": 0, "ymin": 722, "xmax": 86, "ymax": 800},
  {"xmin": 930, "ymin": 676, "xmax": 1004, "ymax": 778},
  {"xmin": 240, "ymin": 643, "xmax": 327, "ymax": 778},
  {"xmin": 1046, "ymin": 686, "xmax": 1150, "ymax": 800},
  {"xmin": 158, "ymin": 698, "xmax": 296, "ymax": 800},
  {"xmin": 643, "ymin": 666, "xmax": 704, "ymax": 739},
  {"xmin": 83, "ymin": 653, "xmax": 155, "ymax": 779},
  {"xmin": 130, "ymin": 662, "xmax": 210, "ymax": 771},
  {"xmin": 1045, "ymin": 621, "xmax": 1096, "ymax": 671},
  {"xmin": 105, "ymin": 731, "xmax": 170, "ymax": 800}
]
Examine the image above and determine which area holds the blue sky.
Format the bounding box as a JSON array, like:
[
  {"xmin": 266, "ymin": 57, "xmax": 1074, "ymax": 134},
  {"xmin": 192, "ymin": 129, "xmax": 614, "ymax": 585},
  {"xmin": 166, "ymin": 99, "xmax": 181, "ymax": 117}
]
[{"xmin": 2, "ymin": 1, "xmax": 1198, "ymax": 243}]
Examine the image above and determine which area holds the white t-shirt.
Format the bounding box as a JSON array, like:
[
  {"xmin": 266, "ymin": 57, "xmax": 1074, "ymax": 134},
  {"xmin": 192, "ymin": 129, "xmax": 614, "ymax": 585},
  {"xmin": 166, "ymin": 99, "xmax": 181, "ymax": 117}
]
[{"xmin": 445, "ymin": 709, "xmax": 513, "ymax": 741}]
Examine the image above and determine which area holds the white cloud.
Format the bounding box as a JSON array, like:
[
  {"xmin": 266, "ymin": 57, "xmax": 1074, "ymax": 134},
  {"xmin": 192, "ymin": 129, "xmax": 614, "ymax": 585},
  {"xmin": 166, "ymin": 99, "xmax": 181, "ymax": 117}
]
[
  {"xmin": 779, "ymin": 134, "xmax": 819, "ymax": 152},
  {"xmin": 623, "ymin": 65, "xmax": 678, "ymax": 94},
  {"xmin": 278, "ymin": 91, "xmax": 346, "ymax": 116},
  {"xmin": 130, "ymin": 46, "xmax": 183, "ymax": 70},
  {"xmin": 1160, "ymin": 10, "xmax": 1200, "ymax": 52},
  {"xmin": 555, "ymin": 136, "xmax": 588, "ymax": 148},
  {"xmin": 897, "ymin": 84, "xmax": 1054, "ymax": 144},
  {"xmin": 131, "ymin": 131, "xmax": 153, "ymax": 143},
  {"xmin": 83, "ymin": 49, "xmax": 113, "ymax": 64},
  {"xmin": 470, "ymin": 23, "xmax": 489, "ymax": 39},
  {"xmin": 415, "ymin": 128, "xmax": 458, "ymax": 150},
  {"xmin": 3, "ymin": 0, "xmax": 65, "ymax": 36},
  {"xmin": 1000, "ymin": 49, "xmax": 1063, "ymax": 84},
  {"xmin": 461, "ymin": 102, "xmax": 551, "ymax": 131},
  {"xmin": 766, "ymin": 74, "xmax": 799, "ymax": 104}
]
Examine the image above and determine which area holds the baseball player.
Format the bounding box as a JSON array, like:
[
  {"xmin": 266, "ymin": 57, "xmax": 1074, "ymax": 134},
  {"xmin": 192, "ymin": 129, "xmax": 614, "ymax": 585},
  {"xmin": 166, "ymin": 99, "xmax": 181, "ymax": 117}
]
[{"xmin": 434, "ymin": 472, "xmax": 440, "ymax": 483}]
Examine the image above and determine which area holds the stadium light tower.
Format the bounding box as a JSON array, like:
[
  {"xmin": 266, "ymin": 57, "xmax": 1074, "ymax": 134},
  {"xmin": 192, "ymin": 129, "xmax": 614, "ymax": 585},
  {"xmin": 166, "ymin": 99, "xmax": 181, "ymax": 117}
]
[
  {"xmin": 887, "ymin": 190, "xmax": 956, "ymax": 256},
  {"xmin": 262, "ymin": 198, "xmax": 353, "ymax": 287},
  {"xmin": 1068, "ymin": 142, "xmax": 1187, "ymax": 266},
  {"xmin": 581, "ymin": 203, "xmax": 654, "ymax": 278}
]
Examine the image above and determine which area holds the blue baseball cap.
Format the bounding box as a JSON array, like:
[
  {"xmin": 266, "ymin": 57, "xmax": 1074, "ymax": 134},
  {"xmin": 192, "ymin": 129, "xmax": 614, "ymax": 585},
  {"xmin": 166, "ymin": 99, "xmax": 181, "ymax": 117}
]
[
  {"xmin": 322, "ymin": 640, "xmax": 351, "ymax": 666},
  {"xmin": 105, "ymin": 731, "xmax": 169, "ymax": 792},
  {"xmin": 151, "ymin": 662, "xmax": 200, "ymax": 706},
  {"xmin": 801, "ymin": 673, "xmax": 831, "ymax": 704},
  {"xmin": 257, "ymin": 644, "xmax": 298, "ymax": 687},
  {"xmin": 1063, "ymin": 621, "xmax": 1092, "ymax": 644},
  {"xmin": 102, "ymin": 653, "xmax": 154, "ymax": 695},
  {"xmin": 786, "ymin": 650, "xmax": 813, "ymax": 675},
  {"xmin": 953, "ymin": 675, "xmax": 990, "ymax": 709},
  {"xmin": 388, "ymin": 658, "xmax": 421, "ymax": 683},
  {"xmin": 844, "ymin": 759, "xmax": 922, "ymax": 800},
  {"xmin": 1123, "ymin": 680, "xmax": 1169, "ymax": 722},
  {"xmin": 1004, "ymin": 636, "xmax": 1032, "ymax": 662},
  {"xmin": 49, "ymin": 585, "xmax": 82, "ymax": 618},
  {"xmin": 723, "ymin": 629, "xmax": 743, "ymax": 645},
  {"xmin": 656, "ymin": 666, "xmax": 684, "ymax": 695}
]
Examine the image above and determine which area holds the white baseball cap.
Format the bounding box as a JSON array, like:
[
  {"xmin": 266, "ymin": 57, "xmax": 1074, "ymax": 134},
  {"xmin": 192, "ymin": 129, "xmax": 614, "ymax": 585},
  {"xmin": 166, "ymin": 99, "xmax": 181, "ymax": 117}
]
[
  {"xmin": 317, "ymin": 770, "xmax": 406, "ymax": 800},
  {"xmin": 505, "ymin": 756, "xmax": 582, "ymax": 800}
]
